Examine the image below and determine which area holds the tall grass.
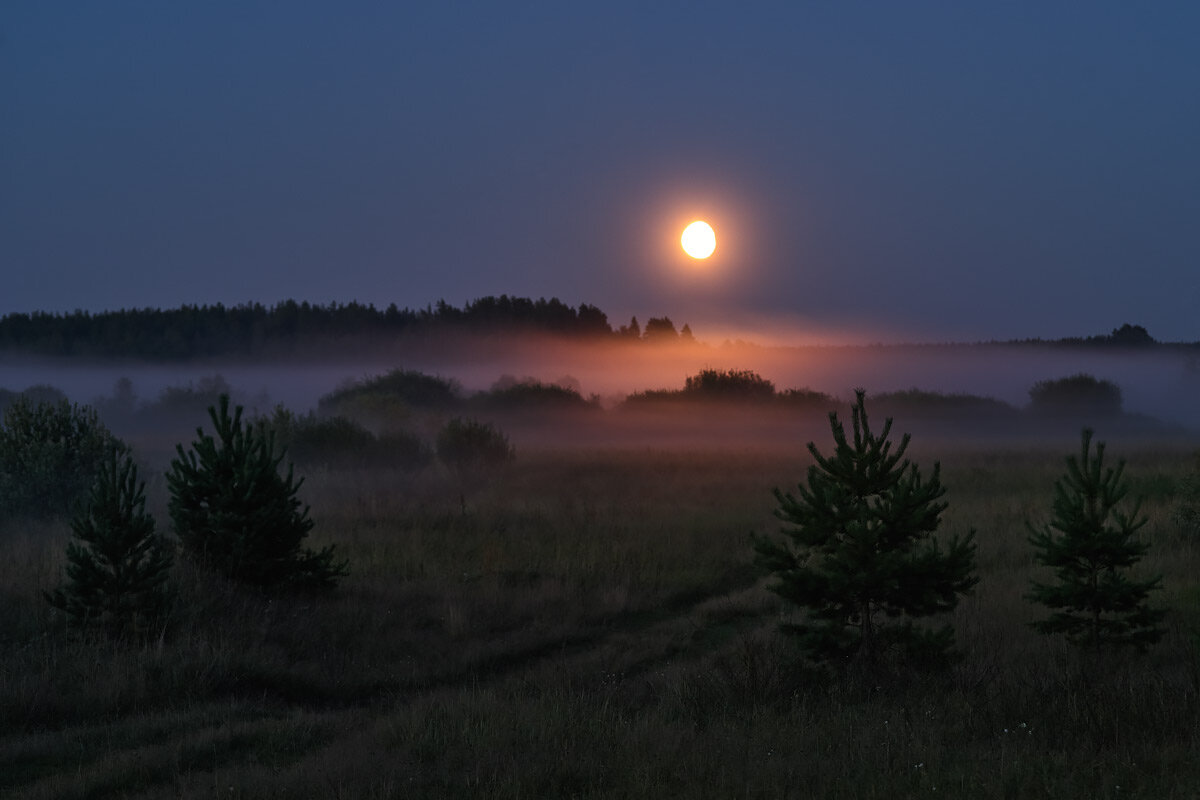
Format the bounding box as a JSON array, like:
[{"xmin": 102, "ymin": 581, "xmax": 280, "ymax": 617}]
[{"xmin": 2, "ymin": 440, "xmax": 1199, "ymax": 797}]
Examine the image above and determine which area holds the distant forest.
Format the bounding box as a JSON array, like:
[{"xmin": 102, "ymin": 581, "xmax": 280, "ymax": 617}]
[
  {"xmin": 0, "ymin": 296, "xmax": 696, "ymax": 360},
  {"xmin": 0, "ymin": 297, "xmax": 1174, "ymax": 360}
]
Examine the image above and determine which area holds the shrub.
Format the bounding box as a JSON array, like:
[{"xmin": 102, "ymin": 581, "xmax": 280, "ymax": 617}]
[
  {"xmin": 754, "ymin": 390, "xmax": 977, "ymax": 670},
  {"xmin": 684, "ymin": 369, "xmax": 775, "ymax": 402},
  {"xmin": 436, "ymin": 418, "xmax": 515, "ymax": 478},
  {"xmin": 475, "ymin": 379, "xmax": 594, "ymax": 411},
  {"xmin": 149, "ymin": 375, "xmax": 234, "ymax": 416},
  {"xmin": 1027, "ymin": 429, "xmax": 1164, "ymax": 651},
  {"xmin": 45, "ymin": 451, "xmax": 173, "ymax": 639},
  {"xmin": 168, "ymin": 395, "xmax": 347, "ymax": 590},
  {"xmin": 0, "ymin": 398, "xmax": 127, "ymax": 520},
  {"xmin": 318, "ymin": 369, "xmax": 460, "ymax": 418},
  {"xmin": 776, "ymin": 388, "xmax": 836, "ymax": 408},
  {"xmin": 0, "ymin": 384, "xmax": 68, "ymax": 415},
  {"xmin": 261, "ymin": 406, "xmax": 431, "ymax": 470},
  {"xmin": 376, "ymin": 430, "xmax": 434, "ymax": 469},
  {"xmin": 1029, "ymin": 374, "xmax": 1123, "ymax": 417},
  {"xmin": 872, "ymin": 389, "xmax": 1017, "ymax": 418}
]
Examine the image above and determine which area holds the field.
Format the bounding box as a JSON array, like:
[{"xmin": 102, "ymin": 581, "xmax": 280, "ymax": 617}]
[{"xmin": 3, "ymin": 419, "xmax": 1200, "ymax": 798}]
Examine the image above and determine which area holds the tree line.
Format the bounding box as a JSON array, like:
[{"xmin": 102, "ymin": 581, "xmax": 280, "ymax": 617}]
[{"xmin": 0, "ymin": 297, "xmax": 695, "ymax": 359}]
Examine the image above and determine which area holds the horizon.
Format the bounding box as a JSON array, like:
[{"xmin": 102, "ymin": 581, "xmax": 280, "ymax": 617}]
[{"xmin": 0, "ymin": 295, "xmax": 1183, "ymax": 349}]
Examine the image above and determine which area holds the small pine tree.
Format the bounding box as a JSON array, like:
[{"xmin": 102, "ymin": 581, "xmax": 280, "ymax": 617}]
[
  {"xmin": 1026, "ymin": 429, "xmax": 1164, "ymax": 651},
  {"xmin": 754, "ymin": 390, "xmax": 977, "ymax": 669},
  {"xmin": 45, "ymin": 451, "xmax": 173, "ymax": 638},
  {"xmin": 168, "ymin": 395, "xmax": 347, "ymax": 590}
]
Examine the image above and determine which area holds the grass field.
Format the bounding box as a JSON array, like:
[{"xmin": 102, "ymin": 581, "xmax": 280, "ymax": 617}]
[{"xmin": 3, "ymin": 421, "xmax": 1200, "ymax": 798}]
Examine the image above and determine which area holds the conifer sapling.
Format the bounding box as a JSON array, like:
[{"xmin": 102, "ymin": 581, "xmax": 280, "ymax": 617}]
[
  {"xmin": 754, "ymin": 390, "xmax": 977, "ymax": 668},
  {"xmin": 168, "ymin": 395, "xmax": 346, "ymax": 590},
  {"xmin": 1026, "ymin": 429, "xmax": 1164, "ymax": 651},
  {"xmin": 45, "ymin": 450, "xmax": 173, "ymax": 638}
]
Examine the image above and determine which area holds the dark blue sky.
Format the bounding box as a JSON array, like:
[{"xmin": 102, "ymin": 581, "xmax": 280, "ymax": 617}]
[{"xmin": 3, "ymin": 3, "xmax": 1198, "ymax": 342}]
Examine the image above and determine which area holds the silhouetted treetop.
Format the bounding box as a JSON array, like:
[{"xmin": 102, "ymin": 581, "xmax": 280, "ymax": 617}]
[
  {"xmin": 642, "ymin": 317, "xmax": 679, "ymax": 342},
  {"xmin": 1108, "ymin": 323, "xmax": 1155, "ymax": 346},
  {"xmin": 1008, "ymin": 323, "xmax": 1161, "ymax": 348},
  {"xmin": 683, "ymin": 368, "xmax": 776, "ymax": 401}
]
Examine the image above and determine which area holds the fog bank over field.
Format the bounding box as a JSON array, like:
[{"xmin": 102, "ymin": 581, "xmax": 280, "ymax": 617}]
[{"xmin": 3, "ymin": 337, "xmax": 1199, "ymax": 428}]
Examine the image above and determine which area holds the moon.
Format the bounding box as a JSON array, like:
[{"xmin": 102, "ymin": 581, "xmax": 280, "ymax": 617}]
[{"xmin": 681, "ymin": 220, "xmax": 716, "ymax": 259}]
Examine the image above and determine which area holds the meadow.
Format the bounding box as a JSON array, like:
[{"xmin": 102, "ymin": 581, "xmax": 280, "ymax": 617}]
[{"xmin": 2, "ymin": 406, "xmax": 1200, "ymax": 798}]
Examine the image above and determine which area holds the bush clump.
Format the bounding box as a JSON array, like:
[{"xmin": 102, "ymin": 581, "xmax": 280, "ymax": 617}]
[
  {"xmin": 0, "ymin": 398, "xmax": 127, "ymax": 520},
  {"xmin": 623, "ymin": 369, "xmax": 779, "ymax": 406},
  {"xmin": 262, "ymin": 407, "xmax": 432, "ymax": 470},
  {"xmin": 684, "ymin": 369, "xmax": 776, "ymax": 401},
  {"xmin": 474, "ymin": 378, "xmax": 595, "ymax": 412},
  {"xmin": 318, "ymin": 369, "xmax": 460, "ymax": 420},
  {"xmin": 873, "ymin": 389, "xmax": 1018, "ymax": 419},
  {"xmin": 436, "ymin": 418, "xmax": 515, "ymax": 478},
  {"xmin": 1029, "ymin": 374, "xmax": 1123, "ymax": 417}
]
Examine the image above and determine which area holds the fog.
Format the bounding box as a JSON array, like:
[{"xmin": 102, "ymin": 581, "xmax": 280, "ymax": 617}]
[{"xmin": 3, "ymin": 337, "xmax": 1199, "ymax": 432}]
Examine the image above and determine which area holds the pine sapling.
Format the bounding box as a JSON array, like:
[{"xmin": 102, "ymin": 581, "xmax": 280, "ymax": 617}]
[
  {"xmin": 1027, "ymin": 429, "xmax": 1164, "ymax": 651},
  {"xmin": 754, "ymin": 390, "xmax": 977, "ymax": 670},
  {"xmin": 45, "ymin": 451, "xmax": 173, "ymax": 639},
  {"xmin": 168, "ymin": 395, "xmax": 347, "ymax": 590}
]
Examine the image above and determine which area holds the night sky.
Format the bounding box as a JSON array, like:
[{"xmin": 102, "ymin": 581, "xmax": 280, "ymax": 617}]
[{"xmin": 4, "ymin": 3, "xmax": 1199, "ymax": 342}]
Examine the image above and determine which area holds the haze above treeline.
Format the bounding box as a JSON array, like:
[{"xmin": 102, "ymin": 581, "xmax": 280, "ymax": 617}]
[{"xmin": 0, "ymin": 297, "xmax": 1183, "ymax": 361}]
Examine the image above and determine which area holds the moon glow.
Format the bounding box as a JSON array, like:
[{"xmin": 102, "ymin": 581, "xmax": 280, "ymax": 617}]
[{"xmin": 681, "ymin": 221, "xmax": 716, "ymax": 259}]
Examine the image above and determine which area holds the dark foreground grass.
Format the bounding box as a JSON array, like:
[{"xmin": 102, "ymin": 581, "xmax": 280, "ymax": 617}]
[{"xmin": 3, "ymin": 441, "xmax": 1200, "ymax": 798}]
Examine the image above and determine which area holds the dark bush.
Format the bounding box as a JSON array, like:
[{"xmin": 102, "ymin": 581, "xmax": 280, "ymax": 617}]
[
  {"xmin": 150, "ymin": 375, "xmax": 234, "ymax": 417},
  {"xmin": 318, "ymin": 369, "xmax": 460, "ymax": 418},
  {"xmin": 683, "ymin": 369, "xmax": 776, "ymax": 401},
  {"xmin": 622, "ymin": 369, "xmax": 779, "ymax": 407},
  {"xmin": 436, "ymin": 418, "xmax": 515, "ymax": 479},
  {"xmin": 873, "ymin": 389, "xmax": 1017, "ymax": 418},
  {"xmin": 1029, "ymin": 374, "xmax": 1123, "ymax": 417},
  {"xmin": 777, "ymin": 388, "xmax": 837, "ymax": 408},
  {"xmin": 475, "ymin": 378, "xmax": 595, "ymax": 411},
  {"xmin": 0, "ymin": 384, "xmax": 68, "ymax": 415},
  {"xmin": 0, "ymin": 398, "xmax": 127, "ymax": 520},
  {"xmin": 261, "ymin": 407, "xmax": 432, "ymax": 470}
]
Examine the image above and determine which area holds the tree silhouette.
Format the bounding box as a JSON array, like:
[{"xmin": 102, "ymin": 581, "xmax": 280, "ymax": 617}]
[
  {"xmin": 755, "ymin": 390, "xmax": 977, "ymax": 669},
  {"xmin": 45, "ymin": 451, "xmax": 173, "ymax": 638},
  {"xmin": 1027, "ymin": 429, "xmax": 1164, "ymax": 651},
  {"xmin": 168, "ymin": 395, "xmax": 346, "ymax": 590}
]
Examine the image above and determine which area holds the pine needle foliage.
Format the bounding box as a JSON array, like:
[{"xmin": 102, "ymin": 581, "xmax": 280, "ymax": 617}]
[
  {"xmin": 754, "ymin": 390, "xmax": 978, "ymax": 669},
  {"xmin": 1026, "ymin": 429, "xmax": 1164, "ymax": 651},
  {"xmin": 168, "ymin": 395, "xmax": 347, "ymax": 591},
  {"xmin": 45, "ymin": 451, "xmax": 173, "ymax": 639}
]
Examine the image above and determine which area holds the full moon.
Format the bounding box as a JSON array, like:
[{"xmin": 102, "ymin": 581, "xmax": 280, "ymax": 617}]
[{"xmin": 681, "ymin": 220, "xmax": 716, "ymax": 259}]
